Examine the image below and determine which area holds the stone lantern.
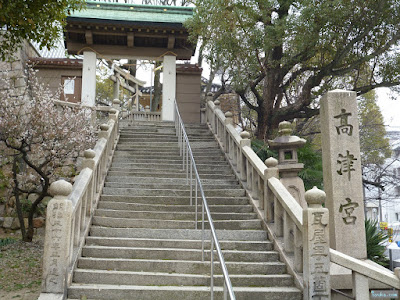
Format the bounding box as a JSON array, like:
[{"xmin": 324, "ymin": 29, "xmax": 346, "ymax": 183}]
[{"xmin": 268, "ymin": 121, "xmax": 307, "ymax": 208}]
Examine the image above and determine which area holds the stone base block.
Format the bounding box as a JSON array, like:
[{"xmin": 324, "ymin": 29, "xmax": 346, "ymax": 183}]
[{"xmin": 37, "ymin": 293, "xmax": 64, "ymax": 300}]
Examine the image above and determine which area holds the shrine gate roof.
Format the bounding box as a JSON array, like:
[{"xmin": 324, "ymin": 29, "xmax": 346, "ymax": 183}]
[{"xmin": 65, "ymin": 1, "xmax": 195, "ymax": 60}]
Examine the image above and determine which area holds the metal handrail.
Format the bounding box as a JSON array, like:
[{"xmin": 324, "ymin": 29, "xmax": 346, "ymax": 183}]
[{"xmin": 174, "ymin": 100, "xmax": 236, "ymax": 300}]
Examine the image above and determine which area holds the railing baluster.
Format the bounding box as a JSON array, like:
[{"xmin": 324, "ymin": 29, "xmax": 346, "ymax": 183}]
[
  {"xmin": 195, "ymin": 179, "xmax": 198, "ymax": 230},
  {"xmin": 202, "ymin": 196, "xmax": 205, "ymax": 262},
  {"xmin": 190, "ymin": 161, "xmax": 193, "ymax": 206},
  {"xmin": 176, "ymin": 100, "xmax": 235, "ymax": 300},
  {"xmin": 211, "ymin": 238, "xmax": 214, "ymax": 300}
]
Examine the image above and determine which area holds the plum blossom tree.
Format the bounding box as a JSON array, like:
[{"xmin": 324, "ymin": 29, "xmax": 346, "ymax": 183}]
[{"xmin": 0, "ymin": 70, "xmax": 95, "ymax": 242}]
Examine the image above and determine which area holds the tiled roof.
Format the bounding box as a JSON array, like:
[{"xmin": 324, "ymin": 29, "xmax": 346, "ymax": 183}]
[
  {"xmin": 69, "ymin": 1, "xmax": 193, "ymax": 26},
  {"xmin": 176, "ymin": 64, "xmax": 202, "ymax": 73}
]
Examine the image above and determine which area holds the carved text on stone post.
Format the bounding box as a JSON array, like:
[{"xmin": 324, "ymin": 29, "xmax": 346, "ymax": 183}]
[
  {"xmin": 339, "ymin": 198, "xmax": 359, "ymax": 225},
  {"xmin": 337, "ymin": 150, "xmax": 357, "ymax": 180},
  {"xmin": 334, "ymin": 109, "xmax": 353, "ymax": 136}
]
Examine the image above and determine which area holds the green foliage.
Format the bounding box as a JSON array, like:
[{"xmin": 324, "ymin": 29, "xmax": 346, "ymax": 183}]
[
  {"xmin": 0, "ymin": 0, "xmax": 85, "ymax": 60},
  {"xmin": 251, "ymin": 139, "xmax": 323, "ymax": 190},
  {"xmin": 365, "ymin": 218, "xmax": 389, "ymax": 267},
  {"xmin": 0, "ymin": 238, "xmax": 17, "ymax": 247},
  {"xmin": 251, "ymin": 139, "xmax": 277, "ymax": 162},
  {"xmin": 358, "ymin": 91, "xmax": 391, "ymax": 166},
  {"xmin": 187, "ymin": 0, "xmax": 400, "ymax": 139},
  {"xmin": 96, "ymin": 75, "xmax": 114, "ymax": 105},
  {"xmin": 298, "ymin": 142, "xmax": 323, "ymax": 190}
]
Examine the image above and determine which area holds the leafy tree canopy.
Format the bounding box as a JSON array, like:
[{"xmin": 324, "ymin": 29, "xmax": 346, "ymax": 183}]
[
  {"xmin": 0, "ymin": 0, "xmax": 84, "ymax": 60},
  {"xmin": 358, "ymin": 91, "xmax": 391, "ymax": 166},
  {"xmin": 187, "ymin": 0, "xmax": 400, "ymax": 139}
]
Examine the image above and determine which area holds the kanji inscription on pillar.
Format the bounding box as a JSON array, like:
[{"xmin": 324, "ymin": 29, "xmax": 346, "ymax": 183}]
[
  {"xmin": 320, "ymin": 90, "xmax": 367, "ymax": 259},
  {"xmin": 42, "ymin": 199, "xmax": 72, "ymax": 293},
  {"xmin": 303, "ymin": 194, "xmax": 331, "ymax": 300}
]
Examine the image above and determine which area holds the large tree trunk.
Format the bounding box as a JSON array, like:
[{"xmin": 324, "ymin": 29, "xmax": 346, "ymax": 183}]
[{"xmin": 254, "ymin": 71, "xmax": 281, "ymax": 140}]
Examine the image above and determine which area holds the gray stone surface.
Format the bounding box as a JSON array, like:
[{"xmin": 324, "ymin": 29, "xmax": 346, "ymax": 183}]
[
  {"xmin": 3, "ymin": 217, "xmax": 13, "ymax": 229},
  {"xmin": 320, "ymin": 90, "xmax": 367, "ymax": 259},
  {"xmin": 303, "ymin": 187, "xmax": 331, "ymax": 300},
  {"xmin": 65, "ymin": 122, "xmax": 301, "ymax": 299}
]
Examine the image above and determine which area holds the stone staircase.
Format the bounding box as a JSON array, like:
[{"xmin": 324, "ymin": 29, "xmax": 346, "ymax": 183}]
[{"xmin": 67, "ymin": 121, "xmax": 302, "ymax": 300}]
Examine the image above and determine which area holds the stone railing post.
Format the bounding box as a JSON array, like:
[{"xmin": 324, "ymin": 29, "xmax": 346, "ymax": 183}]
[
  {"xmin": 264, "ymin": 157, "xmax": 279, "ymax": 222},
  {"xmin": 82, "ymin": 149, "xmax": 97, "ymax": 196},
  {"xmin": 82, "ymin": 149, "xmax": 96, "ymax": 170},
  {"xmin": 108, "ymin": 109, "xmax": 118, "ymax": 144},
  {"xmin": 239, "ymin": 131, "xmax": 250, "ymax": 182},
  {"xmin": 213, "ymin": 100, "xmax": 221, "ymax": 137},
  {"xmin": 112, "ymin": 98, "xmax": 121, "ymax": 109},
  {"xmin": 109, "ymin": 108, "xmax": 118, "ymax": 122},
  {"xmin": 303, "ymin": 186, "xmax": 331, "ymax": 300},
  {"xmin": 40, "ymin": 180, "xmax": 73, "ymax": 299},
  {"xmin": 205, "ymin": 93, "xmax": 213, "ymax": 125},
  {"xmin": 98, "ymin": 124, "xmax": 110, "ymax": 140},
  {"xmin": 200, "ymin": 108, "xmax": 206, "ymax": 124},
  {"xmin": 223, "ymin": 111, "xmax": 233, "ymax": 153}
]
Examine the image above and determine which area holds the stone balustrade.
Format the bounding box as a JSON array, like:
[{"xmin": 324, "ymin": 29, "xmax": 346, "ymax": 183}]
[
  {"xmin": 38, "ymin": 108, "xmax": 120, "ymax": 300},
  {"xmin": 205, "ymin": 98, "xmax": 400, "ymax": 299},
  {"xmin": 131, "ymin": 110, "xmax": 162, "ymax": 122}
]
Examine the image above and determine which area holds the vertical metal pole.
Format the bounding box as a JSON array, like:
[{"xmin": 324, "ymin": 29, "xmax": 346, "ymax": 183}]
[
  {"xmin": 201, "ymin": 199, "xmax": 205, "ymax": 262},
  {"xmin": 182, "ymin": 136, "xmax": 185, "ymax": 171},
  {"xmin": 211, "ymin": 238, "xmax": 214, "ymax": 300},
  {"xmin": 186, "ymin": 144, "xmax": 189, "ymax": 184},
  {"xmin": 195, "ymin": 180, "xmax": 198, "ymax": 230},
  {"xmin": 223, "ymin": 282, "xmax": 228, "ymax": 300},
  {"xmin": 190, "ymin": 162, "xmax": 193, "ymax": 206}
]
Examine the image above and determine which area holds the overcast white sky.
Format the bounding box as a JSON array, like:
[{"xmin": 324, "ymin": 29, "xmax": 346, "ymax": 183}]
[{"xmin": 376, "ymin": 88, "xmax": 400, "ymax": 132}]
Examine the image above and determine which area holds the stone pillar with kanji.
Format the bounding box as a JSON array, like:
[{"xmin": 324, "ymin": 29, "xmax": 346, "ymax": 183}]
[
  {"xmin": 320, "ymin": 90, "xmax": 367, "ymax": 259},
  {"xmin": 303, "ymin": 187, "xmax": 331, "ymax": 300}
]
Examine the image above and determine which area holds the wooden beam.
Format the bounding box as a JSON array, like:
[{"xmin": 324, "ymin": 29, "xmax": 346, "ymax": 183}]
[
  {"xmin": 168, "ymin": 35, "xmax": 175, "ymax": 49},
  {"xmin": 127, "ymin": 32, "xmax": 134, "ymax": 48},
  {"xmin": 114, "ymin": 65, "xmax": 146, "ymax": 86},
  {"xmin": 85, "ymin": 30, "xmax": 93, "ymax": 45},
  {"xmin": 66, "ymin": 42, "xmax": 194, "ymax": 60},
  {"xmin": 67, "ymin": 27, "xmax": 189, "ymax": 39}
]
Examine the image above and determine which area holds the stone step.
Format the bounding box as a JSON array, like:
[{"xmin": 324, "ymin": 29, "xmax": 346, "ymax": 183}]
[
  {"xmin": 116, "ymin": 144, "xmax": 180, "ymax": 151},
  {"xmin": 112, "ymin": 150, "xmax": 224, "ymax": 158},
  {"xmin": 68, "ymin": 120, "xmax": 302, "ymax": 300},
  {"xmin": 97, "ymin": 202, "xmax": 254, "ymax": 213},
  {"xmin": 77, "ymin": 257, "xmax": 284, "ymax": 275},
  {"xmin": 101, "ymin": 187, "xmax": 245, "ymax": 197},
  {"xmin": 111, "ymin": 153, "xmax": 226, "ymax": 161},
  {"xmin": 110, "ymin": 159, "xmax": 228, "ymax": 167},
  {"xmin": 108, "ymin": 163, "xmax": 233, "ymax": 172},
  {"xmin": 107, "ymin": 168, "xmax": 233, "ymax": 176},
  {"xmin": 105, "ymin": 176, "xmax": 238, "ymax": 185},
  {"xmin": 89, "ymin": 227, "xmax": 269, "ymax": 241},
  {"xmin": 81, "ymin": 245, "xmax": 279, "ymax": 262},
  {"xmin": 103, "ymin": 182, "xmax": 241, "ymax": 190},
  {"xmin": 99, "ymin": 195, "xmax": 249, "ymax": 206},
  {"xmin": 91, "ymin": 216, "xmax": 262, "ymax": 230},
  {"xmin": 68, "ymin": 284, "xmax": 302, "ymax": 300},
  {"xmin": 94, "ymin": 209, "xmax": 257, "ymax": 221},
  {"xmin": 84, "ymin": 237, "xmax": 272, "ymax": 252},
  {"xmin": 119, "ymin": 136, "xmax": 214, "ymax": 142},
  {"xmin": 72, "ymin": 269, "xmax": 294, "ymax": 287},
  {"xmin": 106, "ymin": 171, "xmax": 235, "ymax": 180}
]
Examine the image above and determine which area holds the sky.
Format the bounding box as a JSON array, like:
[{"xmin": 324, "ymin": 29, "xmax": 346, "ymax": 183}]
[{"xmin": 376, "ymin": 88, "xmax": 400, "ymax": 132}]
